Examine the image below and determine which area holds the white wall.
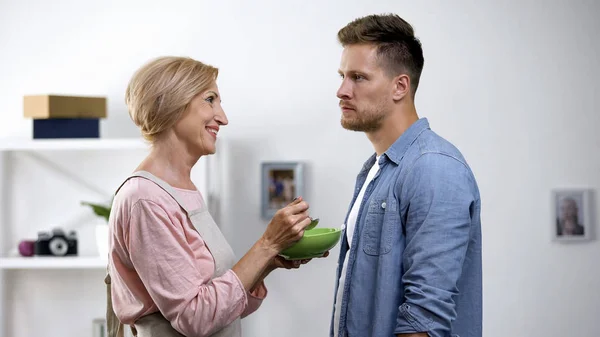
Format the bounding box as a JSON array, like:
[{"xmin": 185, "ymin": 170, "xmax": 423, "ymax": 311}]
[{"xmin": 1, "ymin": 0, "xmax": 599, "ymax": 336}]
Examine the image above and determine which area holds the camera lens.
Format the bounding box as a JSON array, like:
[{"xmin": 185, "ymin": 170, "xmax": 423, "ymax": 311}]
[{"xmin": 49, "ymin": 237, "xmax": 69, "ymax": 256}]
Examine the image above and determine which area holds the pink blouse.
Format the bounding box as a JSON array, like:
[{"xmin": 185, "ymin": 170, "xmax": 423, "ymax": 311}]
[{"xmin": 108, "ymin": 177, "xmax": 267, "ymax": 336}]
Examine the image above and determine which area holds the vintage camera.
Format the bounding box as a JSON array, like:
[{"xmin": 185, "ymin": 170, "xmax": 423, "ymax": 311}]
[{"xmin": 34, "ymin": 228, "xmax": 78, "ymax": 256}]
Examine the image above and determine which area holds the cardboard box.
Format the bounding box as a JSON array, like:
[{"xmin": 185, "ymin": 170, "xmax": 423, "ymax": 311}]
[
  {"xmin": 24, "ymin": 95, "xmax": 107, "ymax": 119},
  {"xmin": 33, "ymin": 118, "xmax": 100, "ymax": 139}
]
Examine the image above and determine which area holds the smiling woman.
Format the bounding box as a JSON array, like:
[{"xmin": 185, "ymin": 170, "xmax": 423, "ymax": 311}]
[
  {"xmin": 104, "ymin": 56, "xmax": 322, "ymax": 337},
  {"xmin": 125, "ymin": 57, "xmax": 225, "ymax": 157}
]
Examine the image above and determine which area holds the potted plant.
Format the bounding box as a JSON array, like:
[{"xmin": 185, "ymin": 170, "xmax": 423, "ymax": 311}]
[{"xmin": 81, "ymin": 200, "xmax": 112, "ymax": 259}]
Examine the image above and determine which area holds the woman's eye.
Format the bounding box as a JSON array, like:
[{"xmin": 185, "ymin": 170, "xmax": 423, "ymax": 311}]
[{"xmin": 205, "ymin": 96, "xmax": 214, "ymax": 104}]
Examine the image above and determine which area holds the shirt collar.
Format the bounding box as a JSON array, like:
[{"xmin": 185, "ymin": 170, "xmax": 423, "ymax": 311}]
[
  {"xmin": 384, "ymin": 117, "xmax": 430, "ymax": 165},
  {"xmin": 361, "ymin": 117, "xmax": 430, "ymax": 170}
]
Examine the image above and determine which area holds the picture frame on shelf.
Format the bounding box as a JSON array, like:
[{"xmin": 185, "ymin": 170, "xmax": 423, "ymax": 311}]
[
  {"xmin": 552, "ymin": 188, "xmax": 595, "ymax": 242},
  {"xmin": 261, "ymin": 162, "xmax": 304, "ymax": 220}
]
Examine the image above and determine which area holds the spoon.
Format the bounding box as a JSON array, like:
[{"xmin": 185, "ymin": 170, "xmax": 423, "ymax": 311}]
[{"xmin": 306, "ymin": 217, "xmax": 319, "ymax": 230}]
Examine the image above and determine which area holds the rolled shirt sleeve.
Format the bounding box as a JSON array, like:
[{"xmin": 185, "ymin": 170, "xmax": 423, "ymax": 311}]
[
  {"xmin": 243, "ymin": 282, "xmax": 268, "ymax": 318},
  {"xmin": 395, "ymin": 153, "xmax": 476, "ymax": 336}
]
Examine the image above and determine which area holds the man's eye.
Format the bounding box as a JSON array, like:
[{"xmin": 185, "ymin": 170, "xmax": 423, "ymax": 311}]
[{"xmin": 354, "ymin": 74, "xmax": 364, "ymax": 81}]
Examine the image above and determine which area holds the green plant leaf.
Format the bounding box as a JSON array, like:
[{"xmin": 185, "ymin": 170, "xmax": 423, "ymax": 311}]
[{"xmin": 81, "ymin": 201, "xmax": 111, "ymax": 221}]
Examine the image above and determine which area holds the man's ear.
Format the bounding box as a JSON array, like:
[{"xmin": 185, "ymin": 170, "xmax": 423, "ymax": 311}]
[{"xmin": 392, "ymin": 74, "xmax": 410, "ymax": 101}]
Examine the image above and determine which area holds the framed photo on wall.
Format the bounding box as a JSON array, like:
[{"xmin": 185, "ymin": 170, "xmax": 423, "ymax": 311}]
[
  {"xmin": 261, "ymin": 162, "xmax": 304, "ymax": 220},
  {"xmin": 552, "ymin": 188, "xmax": 594, "ymax": 242}
]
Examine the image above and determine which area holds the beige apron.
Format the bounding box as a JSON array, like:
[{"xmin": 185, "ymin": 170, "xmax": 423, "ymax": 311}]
[{"xmin": 104, "ymin": 170, "xmax": 241, "ymax": 337}]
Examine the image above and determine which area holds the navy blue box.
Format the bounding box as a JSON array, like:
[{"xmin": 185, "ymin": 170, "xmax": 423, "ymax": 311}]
[{"xmin": 33, "ymin": 118, "xmax": 100, "ymax": 139}]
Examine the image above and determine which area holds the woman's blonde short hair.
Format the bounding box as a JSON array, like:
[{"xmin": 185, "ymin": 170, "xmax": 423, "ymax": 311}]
[{"xmin": 125, "ymin": 56, "xmax": 219, "ymax": 142}]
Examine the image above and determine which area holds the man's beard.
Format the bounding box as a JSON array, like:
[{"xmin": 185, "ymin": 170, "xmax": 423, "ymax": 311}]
[{"xmin": 340, "ymin": 104, "xmax": 387, "ymax": 132}]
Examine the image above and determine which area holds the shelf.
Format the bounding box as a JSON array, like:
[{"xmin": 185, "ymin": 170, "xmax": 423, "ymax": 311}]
[
  {"xmin": 0, "ymin": 256, "xmax": 107, "ymax": 269},
  {"xmin": 0, "ymin": 137, "xmax": 150, "ymax": 151}
]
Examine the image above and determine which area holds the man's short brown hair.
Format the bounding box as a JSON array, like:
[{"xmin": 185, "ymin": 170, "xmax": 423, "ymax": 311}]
[{"xmin": 338, "ymin": 13, "xmax": 425, "ymax": 97}]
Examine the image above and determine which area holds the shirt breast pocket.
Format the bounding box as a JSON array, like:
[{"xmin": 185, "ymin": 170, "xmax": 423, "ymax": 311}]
[{"xmin": 362, "ymin": 197, "xmax": 398, "ymax": 256}]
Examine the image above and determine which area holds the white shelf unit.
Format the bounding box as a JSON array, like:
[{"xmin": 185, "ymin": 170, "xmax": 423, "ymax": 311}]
[
  {"xmin": 0, "ymin": 136, "xmax": 217, "ymax": 337},
  {"xmin": 0, "ymin": 256, "xmax": 107, "ymax": 270},
  {"xmin": 0, "ymin": 137, "xmax": 151, "ymax": 337},
  {"xmin": 0, "ymin": 137, "xmax": 149, "ymax": 151}
]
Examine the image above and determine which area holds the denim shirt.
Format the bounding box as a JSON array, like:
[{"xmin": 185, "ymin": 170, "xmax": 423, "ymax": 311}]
[{"xmin": 330, "ymin": 118, "xmax": 482, "ymax": 337}]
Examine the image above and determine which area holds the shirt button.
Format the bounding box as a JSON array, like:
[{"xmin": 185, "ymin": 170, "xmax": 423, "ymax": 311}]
[{"xmin": 381, "ymin": 202, "xmax": 386, "ymax": 209}]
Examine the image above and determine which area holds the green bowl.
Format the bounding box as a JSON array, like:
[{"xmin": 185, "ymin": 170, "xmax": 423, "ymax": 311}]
[{"xmin": 279, "ymin": 227, "xmax": 341, "ymax": 260}]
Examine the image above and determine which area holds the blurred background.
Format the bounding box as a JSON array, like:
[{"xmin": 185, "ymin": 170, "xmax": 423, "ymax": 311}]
[{"xmin": 0, "ymin": 0, "xmax": 599, "ymax": 336}]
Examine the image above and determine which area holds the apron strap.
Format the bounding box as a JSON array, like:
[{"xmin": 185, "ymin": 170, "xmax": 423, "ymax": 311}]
[
  {"xmin": 127, "ymin": 170, "xmax": 196, "ymax": 214},
  {"xmin": 105, "ymin": 272, "xmax": 136, "ymax": 337}
]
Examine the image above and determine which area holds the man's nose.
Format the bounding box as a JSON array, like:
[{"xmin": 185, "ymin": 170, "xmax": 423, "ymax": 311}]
[{"xmin": 337, "ymin": 79, "xmax": 352, "ymax": 100}]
